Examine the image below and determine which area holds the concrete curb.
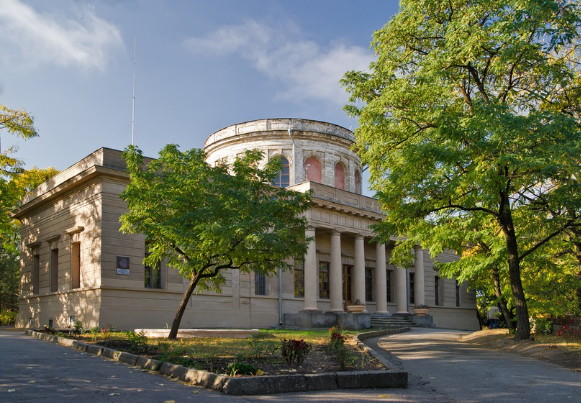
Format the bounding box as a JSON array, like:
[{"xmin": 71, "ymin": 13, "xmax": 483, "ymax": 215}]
[
  {"xmin": 25, "ymin": 329, "xmax": 408, "ymax": 395},
  {"xmin": 356, "ymin": 327, "xmax": 410, "ymax": 370}
]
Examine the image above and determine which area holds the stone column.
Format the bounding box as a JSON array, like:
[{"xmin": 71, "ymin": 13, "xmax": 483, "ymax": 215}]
[
  {"xmin": 353, "ymin": 234, "xmax": 366, "ymax": 309},
  {"xmin": 329, "ymin": 231, "xmax": 343, "ymax": 312},
  {"xmin": 374, "ymin": 242, "xmax": 388, "ymax": 314},
  {"xmin": 394, "ymin": 267, "xmax": 408, "ymax": 313},
  {"xmin": 414, "ymin": 246, "xmax": 425, "ymax": 306},
  {"xmin": 303, "ymin": 227, "xmax": 319, "ymax": 311}
]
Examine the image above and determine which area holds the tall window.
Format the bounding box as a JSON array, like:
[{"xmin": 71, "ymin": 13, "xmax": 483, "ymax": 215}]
[
  {"xmin": 32, "ymin": 252, "xmax": 40, "ymax": 295},
  {"xmin": 365, "ymin": 267, "xmax": 374, "ymax": 302},
  {"xmin": 334, "ymin": 162, "xmax": 346, "ymax": 190},
  {"xmin": 255, "ymin": 271, "xmax": 267, "ymax": 295},
  {"xmin": 455, "ymin": 280, "xmax": 460, "ymax": 307},
  {"xmin": 273, "ymin": 156, "xmax": 290, "ymax": 187},
  {"xmin": 435, "ymin": 276, "xmax": 440, "ymax": 305},
  {"xmin": 71, "ymin": 242, "xmax": 81, "ymax": 289},
  {"xmin": 50, "ymin": 248, "xmax": 58, "ymax": 292},
  {"xmin": 409, "ymin": 272, "xmax": 415, "ymax": 305},
  {"xmin": 144, "ymin": 245, "xmax": 161, "ymax": 289},
  {"xmin": 294, "ymin": 259, "xmax": 304, "ymax": 297},
  {"xmin": 304, "ymin": 156, "xmax": 322, "ymax": 182},
  {"xmin": 386, "ymin": 269, "xmax": 392, "ymax": 302},
  {"xmin": 354, "ymin": 169, "xmax": 362, "ymax": 194},
  {"xmin": 318, "ymin": 261, "xmax": 329, "ymax": 298},
  {"xmin": 343, "ymin": 265, "xmax": 352, "ymax": 302}
]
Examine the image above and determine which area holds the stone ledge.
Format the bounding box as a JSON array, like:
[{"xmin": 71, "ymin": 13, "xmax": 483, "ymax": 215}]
[
  {"xmin": 25, "ymin": 329, "xmax": 408, "ymax": 395},
  {"xmin": 134, "ymin": 328, "xmax": 260, "ymax": 338}
]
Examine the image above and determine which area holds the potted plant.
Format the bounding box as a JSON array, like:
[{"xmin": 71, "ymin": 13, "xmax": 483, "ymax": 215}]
[{"xmin": 412, "ymin": 304, "xmax": 430, "ymax": 316}]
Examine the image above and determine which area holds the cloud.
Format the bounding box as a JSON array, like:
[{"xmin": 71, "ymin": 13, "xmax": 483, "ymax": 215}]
[
  {"xmin": 0, "ymin": 0, "xmax": 122, "ymax": 71},
  {"xmin": 183, "ymin": 20, "xmax": 373, "ymax": 106}
]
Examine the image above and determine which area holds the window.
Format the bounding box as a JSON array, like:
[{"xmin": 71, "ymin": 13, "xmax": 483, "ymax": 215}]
[
  {"xmin": 144, "ymin": 246, "xmax": 161, "ymax": 289},
  {"xmin": 71, "ymin": 242, "xmax": 81, "ymax": 289},
  {"xmin": 354, "ymin": 169, "xmax": 362, "ymax": 194},
  {"xmin": 409, "ymin": 272, "xmax": 415, "ymax": 305},
  {"xmin": 343, "ymin": 265, "xmax": 352, "ymax": 302},
  {"xmin": 32, "ymin": 252, "xmax": 40, "ymax": 295},
  {"xmin": 334, "ymin": 162, "xmax": 346, "ymax": 190},
  {"xmin": 365, "ymin": 267, "xmax": 374, "ymax": 302},
  {"xmin": 273, "ymin": 156, "xmax": 290, "ymax": 187},
  {"xmin": 294, "ymin": 259, "xmax": 304, "ymax": 297},
  {"xmin": 255, "ymin": 271, "xmax": 267, "ymax": 295},
  {"xmin": 318, "ymin": 261, "xmax": 329, "ymax": 299},
  {"xmin": 386, "ymin": 269, "xmax": 392, "ymax": 303},
  {"xmin": 50, "ymin": 248, "xmax": 58, "ymax": 293},
  {"xmin": 456, "ymin": 280, "xmax": 460, "ymax": 307},
  {"xmin": 435, "ymin": 276, "xmax": 440, "ymax": 306},
  {"xmin": 304, "ymin": 156, "xmax": 322, "ymax": 182}
]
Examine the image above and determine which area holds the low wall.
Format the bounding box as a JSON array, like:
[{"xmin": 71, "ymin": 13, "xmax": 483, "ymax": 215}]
[{"xmin": 284, "ymin": 311, "xmax": 371, "ymax": 330}]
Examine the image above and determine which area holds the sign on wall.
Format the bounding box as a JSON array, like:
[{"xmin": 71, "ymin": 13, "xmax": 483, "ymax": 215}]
[{"xmin": 116, "ymin": 256, "xmax": 130, "ymax": 275}]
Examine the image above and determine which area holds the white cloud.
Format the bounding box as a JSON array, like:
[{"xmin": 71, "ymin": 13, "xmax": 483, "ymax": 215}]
[
  {"xmin": 183, "ymin": 20, "xmax": 373, "ymax": 106},
  {"xmin": 0, "ymin": 0, "xmax": 122, "ymax": 71}
]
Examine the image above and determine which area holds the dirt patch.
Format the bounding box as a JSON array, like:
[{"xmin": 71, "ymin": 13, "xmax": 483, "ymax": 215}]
[{"xmin": 461, "ymin": 329, "xmax": 581, "ymax": 372}]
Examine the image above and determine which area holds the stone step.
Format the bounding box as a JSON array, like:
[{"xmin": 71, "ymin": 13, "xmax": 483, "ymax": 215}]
[{"xmin": 370, "ymin": 314, "xmax": 414, "ymax": 329}]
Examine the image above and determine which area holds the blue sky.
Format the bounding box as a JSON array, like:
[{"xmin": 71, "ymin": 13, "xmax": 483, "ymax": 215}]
[{"xmin": 1, "ymin": 0, "xmax": 399, "ymax": 192}]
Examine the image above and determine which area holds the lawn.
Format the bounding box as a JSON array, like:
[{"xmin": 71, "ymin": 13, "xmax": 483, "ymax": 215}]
[{"xmin": 75, "ymin": 327, "xmax": 384, "ymax": 376}]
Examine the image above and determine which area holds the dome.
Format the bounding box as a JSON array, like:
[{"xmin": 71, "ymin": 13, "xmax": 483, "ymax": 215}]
[{"xmin": 204, "ymin": 118, "xmax": 362, "ymax": 194}]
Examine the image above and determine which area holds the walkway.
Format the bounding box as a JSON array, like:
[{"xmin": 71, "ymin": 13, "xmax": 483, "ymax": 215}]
[{"xmin": 369, "ymin": 328, "xmax": 581, "ymax": 402}]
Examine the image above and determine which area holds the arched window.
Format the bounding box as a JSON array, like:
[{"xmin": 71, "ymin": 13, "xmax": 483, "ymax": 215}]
[
  {"xmin": 304, "ymin": 156, "xmax": 322, "ymax": 183},
  {"xmin": 273, "ymin": 156, "xmax": 290, "ymax": 188},
  {"xmin": 334, "ymin": 162, "xmax": 345, "ymax": 190},
  {"xmin": 354, "ymin": 169, "xmax": 362, "ymax": 194}
]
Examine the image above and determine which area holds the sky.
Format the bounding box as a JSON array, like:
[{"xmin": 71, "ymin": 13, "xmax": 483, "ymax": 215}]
[{"xmin": 0, "ymin": 0, "xmax": 400, "ymax": 193}]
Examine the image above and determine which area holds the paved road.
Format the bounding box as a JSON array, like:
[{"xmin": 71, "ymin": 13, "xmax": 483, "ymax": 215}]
[
  {"xmin": 372, "ymin": 328, "xmax": 581, "ymax": 402},
  {"xmin": 0, "ymin": 328, "xmax": 420, "ymax": 402},
  {"xmin": 2, "ymin": 327, "xmax": 580, "ymax": 402}
]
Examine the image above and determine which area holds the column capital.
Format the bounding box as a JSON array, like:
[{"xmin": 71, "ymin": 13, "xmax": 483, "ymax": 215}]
[{"xmin": 354, "ymin": 233, "xmax": 364, "ymax": 241}]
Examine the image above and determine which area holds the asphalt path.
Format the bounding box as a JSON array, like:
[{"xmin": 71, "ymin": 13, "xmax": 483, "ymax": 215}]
[
  {"xmin": 371, "ymin": 328, "xmax": 581, "ymax": 402},
  {"xmin": 1, "ymin": 327, "xmax": 580, "ymax": 402}
]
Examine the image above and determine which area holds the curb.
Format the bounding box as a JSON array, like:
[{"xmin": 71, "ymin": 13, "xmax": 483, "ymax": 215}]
[{"xmin": 25, "ymin": 329, "xmax": 408, "ymax": 395}]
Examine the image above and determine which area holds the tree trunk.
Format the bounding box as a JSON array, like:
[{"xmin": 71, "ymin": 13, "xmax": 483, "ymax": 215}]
[
  {"xmin": 168, "ymin": 274, "xmax": 201, "ymax": 340},
  {"xmin": 491, "ymin": 266, "xmax": 513, "ymax": 330},
  {"xmin": 498, "ymin": 194, "xmax": 531, "ymax": 340}
]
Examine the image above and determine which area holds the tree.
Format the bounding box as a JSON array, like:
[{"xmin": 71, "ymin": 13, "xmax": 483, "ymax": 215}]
[
  {"xmin": 343, "ymin": 0, "xmax": 581, "ymax": 340},
  {"xmin": 120, "ymin": 145, "xmax": 311, "ymax": 339}
]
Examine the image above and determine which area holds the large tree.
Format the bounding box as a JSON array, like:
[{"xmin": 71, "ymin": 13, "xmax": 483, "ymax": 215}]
[
  {"xmin": 343, "ymin": 0, "xmax": 581, "ymax": 340},
  {"xmin": 1, "ymin": 105, "xmax": 56, "ymax": 314},
  {"xmin": 120, "ymin": 145, "xmax": 311, "ymax": 339}
]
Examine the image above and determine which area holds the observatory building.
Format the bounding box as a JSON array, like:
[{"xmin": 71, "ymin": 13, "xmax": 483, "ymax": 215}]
[{"xmin": 14, "ymin": 118, "xmax": 479, "ymax": 330}]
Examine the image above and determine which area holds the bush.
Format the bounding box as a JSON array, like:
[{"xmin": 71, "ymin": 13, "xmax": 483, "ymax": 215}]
[
  {"xmin": 0, "ymin": 310, "xmax": 16, "ymax": 326},
  {"xmin": 281, "ymin": 338, "xmax": 312, "ymax": 366},
  {"xmin": 227, "ymin": 360, "xmax": 258, "ymax": 376},
  {"xmin": 125, "ymin": 330, "xmax": 148, "ymax": 353}
]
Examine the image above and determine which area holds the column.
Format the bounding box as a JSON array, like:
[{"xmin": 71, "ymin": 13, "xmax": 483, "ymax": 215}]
[
  {"xmin": 414, "ymin": 246, "xmax": 425, "ymax": 306},
  {"xmin": 352, "ymin": 234, "xmax": 366, "ymax": 309},
  {"xmin": 303, "ymin": 227, "xmax": 319, "ymax": 311},
  {"xmin": 329, "ymin": 231, "xmax": 343, "ymax": 312},
  {"xmin": 394, "ymin": 267, "xmax": 408, "ymax": 313},
  {"xmin": 374, "ymin": 242, "xmax": 388, "ymax": 313}
]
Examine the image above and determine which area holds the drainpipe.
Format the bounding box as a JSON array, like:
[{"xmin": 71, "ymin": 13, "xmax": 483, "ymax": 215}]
[{"xmin": 278, "ymin": 267, "xmax": 283, "ymax": 326}]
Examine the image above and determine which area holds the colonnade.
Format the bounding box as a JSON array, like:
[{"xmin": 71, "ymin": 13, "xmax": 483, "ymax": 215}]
[{"xmin": 302, "ymin": 227, "xmax": 425, "ymax": 314}]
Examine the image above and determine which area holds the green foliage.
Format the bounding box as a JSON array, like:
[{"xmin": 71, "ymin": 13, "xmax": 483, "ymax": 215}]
[
  {"xmin": 120, "ymin": 145, "xmax": 311, "ymax": 337},
  {"xmin": 227, "ymin": 360, "xmax": 258, "ymax": 376},
  {"xmin": 125, "ymin": 330, "xmax": 148, "ymax": 353},
  {"xmin": 280, "ymin": 338, "xmax": 312, "ymax": 366},
  {"xmin": 0, "ymin": 309, "xmax": 16, "ymax": 325},
  {"xmin": 342, "ymin": 0, "xmax": 581, "ymax": 340}
]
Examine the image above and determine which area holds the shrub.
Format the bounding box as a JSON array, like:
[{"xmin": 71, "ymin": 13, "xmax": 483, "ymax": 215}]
[
  {"xmin": 125, "ymin": 330, "xmax": 148, "ymax": 353},
  {"xmin": 281, "ymin": 338, "xmax": 312, "ymax": 366},
  {"xmin": 0, "ymin": 310, "xmax": 16, "ymax": 326},
  {"xmin": 227, "ymin": 360, "xmax": 258, "ymax": 376},
  {"xmin": 328, "ymin": 326, "xmax": 351, "ymax": 370},
  {"xmin": 70, "ymin": 320, "xmax": 84, "ymax": 336}
]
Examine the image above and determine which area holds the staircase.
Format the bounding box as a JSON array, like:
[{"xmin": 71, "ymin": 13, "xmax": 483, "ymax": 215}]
[{"xmin": 370, "ymin": 314, "xmax": 414, "ymax": 330}]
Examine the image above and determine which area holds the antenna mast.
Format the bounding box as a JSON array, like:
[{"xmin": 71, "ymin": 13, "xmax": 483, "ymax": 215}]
[{"xmin": 131, "ymin": 37, "xmax": 136, "ymax": 145}]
